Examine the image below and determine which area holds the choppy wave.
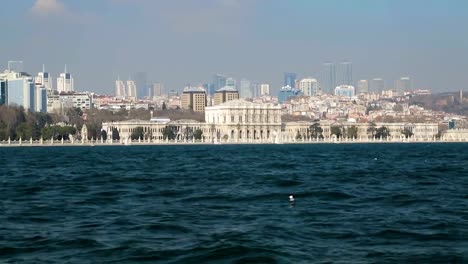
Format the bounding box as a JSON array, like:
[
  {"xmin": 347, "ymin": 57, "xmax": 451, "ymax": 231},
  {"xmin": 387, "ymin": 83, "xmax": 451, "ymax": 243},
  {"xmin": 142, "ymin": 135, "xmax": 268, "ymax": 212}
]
[{"xmin": 0, "ymin": 143, "xmax": 467, "ymax": 263}]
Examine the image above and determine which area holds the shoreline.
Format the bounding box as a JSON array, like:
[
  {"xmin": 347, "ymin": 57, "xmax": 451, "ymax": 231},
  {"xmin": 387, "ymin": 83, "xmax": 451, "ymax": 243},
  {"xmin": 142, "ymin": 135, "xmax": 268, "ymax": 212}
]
[{"xmin": 0, "ymin": 140, "xmax": 467, "ymax": 147}]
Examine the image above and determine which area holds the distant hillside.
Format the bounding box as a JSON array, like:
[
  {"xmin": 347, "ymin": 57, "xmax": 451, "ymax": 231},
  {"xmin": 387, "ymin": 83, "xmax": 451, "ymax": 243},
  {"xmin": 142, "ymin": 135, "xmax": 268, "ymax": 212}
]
[{"xmin": 409, "ymin": 91, "xmax": 468, "ymax": 116}]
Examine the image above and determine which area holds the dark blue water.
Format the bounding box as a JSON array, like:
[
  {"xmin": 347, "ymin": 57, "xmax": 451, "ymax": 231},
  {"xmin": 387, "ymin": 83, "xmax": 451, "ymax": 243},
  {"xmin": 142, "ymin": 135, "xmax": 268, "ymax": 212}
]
[{"xmin": 0, "ymin": 144, "xmax": 467, "ymax": 263}]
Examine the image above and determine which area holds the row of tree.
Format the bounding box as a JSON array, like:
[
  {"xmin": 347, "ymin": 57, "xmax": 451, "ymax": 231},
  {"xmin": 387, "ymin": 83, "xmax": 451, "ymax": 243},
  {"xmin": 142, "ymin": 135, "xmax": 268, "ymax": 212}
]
[{"xmin": 129, "ymin": 126, "xmax": 203, "ymax": 141}]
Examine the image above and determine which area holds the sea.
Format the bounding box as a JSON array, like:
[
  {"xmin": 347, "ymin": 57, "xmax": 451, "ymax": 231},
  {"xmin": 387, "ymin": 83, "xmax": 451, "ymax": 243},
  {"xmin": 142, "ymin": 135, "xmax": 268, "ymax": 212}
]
[{"xmin": 0, "ymin": 143, "xmax": 467, "ymax": 263}]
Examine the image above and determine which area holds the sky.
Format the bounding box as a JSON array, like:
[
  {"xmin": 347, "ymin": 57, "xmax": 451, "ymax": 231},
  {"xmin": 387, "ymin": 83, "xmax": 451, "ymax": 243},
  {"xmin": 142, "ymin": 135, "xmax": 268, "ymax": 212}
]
[{"xmin": 1, "ymin": 0, "xmax": 468, "ymax": 94}]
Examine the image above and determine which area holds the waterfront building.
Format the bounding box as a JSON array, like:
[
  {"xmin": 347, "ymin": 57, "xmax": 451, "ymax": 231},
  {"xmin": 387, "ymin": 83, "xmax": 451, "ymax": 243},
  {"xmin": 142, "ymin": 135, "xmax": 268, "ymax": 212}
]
[
  {"xmin": 205, "ymin": 99, "xmax": 282, "ymax": 142},
  {"xmin": 284, "ymin": 72, "xmax": 297, "ymax": 88},
  {"xmin": 337, "ymin": 61, "xmax": 352, "ymax": 85},
  {"xmin": 127, "ymin": 79, "xmax": 137, "ymax": 101},
  {"xmin": 56, "ymin": 65, "xmax": 74, "ymax": 93},
  {"xmin": 335, "ymin": 85, "xmax": 355, "ymax": 98},
  {"xmin": 357, "ymin": 80, "xmax": 369, "ymax": 94},
  {"xmin": 181, "ymin": 86, "xmax": 206, "ymax": 112},
  {"xmin": 260, "ymin": 83, "xmax": 270, "ymax": 96},
  {"xmin": 213, "ymin": 86, "xmax": 239, "ymax": 105},
  {"xmin": 322, "ymin": 62, "xmax": 336, "ymax": 94},
  {"xmin": 299, "ymin": 78, "xmax": 319, "ymax": 96}
]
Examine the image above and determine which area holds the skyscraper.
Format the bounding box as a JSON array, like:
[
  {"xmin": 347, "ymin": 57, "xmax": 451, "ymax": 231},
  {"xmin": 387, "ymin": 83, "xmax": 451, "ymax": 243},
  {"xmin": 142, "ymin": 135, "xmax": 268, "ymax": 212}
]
[
  {"xmin": 127, "ymin": 79, "xmax": 137, "ymax": 101},
  {"xmin": 57, "ymin": 65, "xmax": 74, "ymax": 93},
  {"xmin": 115, "ymin": 77, "xmax": 126, "ymax": 97},
  {"xmin": 35, "ymin": 65, "xmax": 53, "ymax": 93},
  {"xmin": 225, "ymin": 77, "xmax": 236, "ymax": 89},
  {"xmin": 371, "ymin": 78, "xmax": 385, "ymax": 93},
  {"xmin": 153, "ymin": 82, "xmax": 163, "ymax": 97},
  {"xmin": 322, "ymin": 62, "xmax": 336, "ymax": 94},
  {"xmin": 337, "ymin": 61, "xmax": 352, "ymax": 85},
  {"xmin": 357, "ymin": 80, "xmax": 369, "ymax": 94},
  {"xmin": 395, "ymin": 77, "xmax": 412, "ymax": 95},
  {"xmin": 251, "ymin": 82, "xmax": 260, "ymax": 98},
  {"xmin": 284, "ymin": 72, "xmax": 297, "ymax": 88},
  {"xmin": 260, "ymin": 83, "xmax": 270, "ymax": 96},
  {"xmin": 299, "ymin": 78, "xmax": 319, "ymax": 96},
  {"xmin": 239, "ymin": 78, "xmax": 252, "ymax": 98},
  {"xmin": 213, "ymin": 74, "xmax": 227, "ymax": 95},
  {"xmin": 133, "ymin": 72, "xmax": 147, "ymax": 100}
]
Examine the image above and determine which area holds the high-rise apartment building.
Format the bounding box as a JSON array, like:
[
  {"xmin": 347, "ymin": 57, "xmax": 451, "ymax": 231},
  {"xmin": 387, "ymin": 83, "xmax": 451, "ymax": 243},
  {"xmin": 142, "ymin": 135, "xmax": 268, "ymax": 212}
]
[
  {"xmin": 334, "ymin": 85, "xmax": 355, "ymax": 98},
  {"xmin": 395, "ymin": 77, "xmax": 412, "ymax": 95},
  {"xmin": 299, "ymin": 78, "xmax": 319, "ymax": 96},
  {"xmin": 284, "ymin": 72, "xmax": 297, "ymax": 88},
  {"xmin": 153, "ymin": 82, "xmax": 163, "ymax": 97},
  {"xmin": 337, "ymin": 61, "xmax": 353, "ymax": 85},
  {"xmin": 115, "ymin": 77, "xmax": 126, "ymax": 98},
  {"xmin": 35, "ymin": 65, "xmax": 53, "ymax": 93},
  {"xmin": 260, "ymin": 83, "xmax": 270, "ymax": 96},
  {"xmin": 213, "ymin": 74, "xmax": 227, "ymax": 95},
  {"xmin": 214, "ymin": 87, "xmax": 239, "ymax": 105},
  {"xmin": 371, "ymin": 78, "xmax": 385, "ymax": 93},
  {"xmin": 357, "ymin": 80, "xmax": 369, "ymax": 94},
  {"xmin": 133, "ymin": 72, "xmax": 147, "ymax": 100},
  {"xmin": 239, "ymin": 78, "xmax": 252, "ymax": 98},
  {"xmin": 127, "ymin": 79, "xmax": 137, "ymax": 101},
  {"xmin": 56, "ymin": 65, "xmax": 74, "ymax": 93},
  {"xmin": 322, "ymin": 62, "xmax": 336, "ymax": 94},
  {"xmin": 181, "ymin": 87, "xmax": 206, "ymax": 112}
]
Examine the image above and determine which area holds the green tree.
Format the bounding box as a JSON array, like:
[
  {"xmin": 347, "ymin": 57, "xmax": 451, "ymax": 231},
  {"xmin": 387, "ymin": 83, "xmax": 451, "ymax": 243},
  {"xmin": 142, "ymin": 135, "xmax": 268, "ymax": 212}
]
[
  {"xmin": 162, "ymin": 126, "xmax": 176, "ymax": 140},
  {"xmin": 375, "ymin": 126, "xmax": 391, "ymax": 139},
  {"xmin": 193, "ymin": 128, "xmax": 203, "ymax": 140},
  {"xmin": 162, "ymin": 102, "xmax": 167, "ymax": 110},
  {"xmin": 131, "ymin": 126, "xmax": 145, "ymax": 140},
  {"xmin": 295, "ymin": 131, "xmax": 302, "ymax": 140},
  {"xmin": 309, "ymin": 122, "xmax": 324, "ymax": 139},
  {"xmin": 367, "ymin": 122, "xmax": 377, "ymax": 138},
  {"xmin": 331, "ymin": 126, "xmax": 343, "ymax": 139},
  {"xmin": 100, "ymin": 130, "xmax": 108, "ymax": 140},
  {"xmin": 347, "ymin": 125, "xmax": 358, "ymax": 139},
  {"xmin": 401, "ymin": 128, "xmax": 414, "ymax": 139},
  {"xmin": 15, "ymin": 123, "xmax": 32, "ymax": 140},
  {"xmin": 112, "ymin": 128, "xmax": 120, "ymax": 140}
]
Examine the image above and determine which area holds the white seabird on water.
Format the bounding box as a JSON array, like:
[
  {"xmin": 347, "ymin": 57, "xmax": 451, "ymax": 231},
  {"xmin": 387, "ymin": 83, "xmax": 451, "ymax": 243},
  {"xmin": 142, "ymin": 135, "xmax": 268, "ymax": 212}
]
[{"xmin": 289, "ymin": 195, "xmax": 295, "ymax": 202}]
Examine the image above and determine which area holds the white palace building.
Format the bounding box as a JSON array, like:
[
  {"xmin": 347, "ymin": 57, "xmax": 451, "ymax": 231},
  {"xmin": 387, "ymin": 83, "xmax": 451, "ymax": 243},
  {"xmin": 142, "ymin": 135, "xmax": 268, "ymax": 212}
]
[{"xmin": 102, "ymin": 99, "xmax": 444, "ymax": 143}]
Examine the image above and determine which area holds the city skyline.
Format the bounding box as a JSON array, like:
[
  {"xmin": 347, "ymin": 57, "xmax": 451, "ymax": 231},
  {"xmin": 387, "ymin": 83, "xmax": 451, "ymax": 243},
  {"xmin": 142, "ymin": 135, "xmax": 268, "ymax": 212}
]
[{"xmin": 0, "ymin": 0, "xmax": 467, "ymax": 94}]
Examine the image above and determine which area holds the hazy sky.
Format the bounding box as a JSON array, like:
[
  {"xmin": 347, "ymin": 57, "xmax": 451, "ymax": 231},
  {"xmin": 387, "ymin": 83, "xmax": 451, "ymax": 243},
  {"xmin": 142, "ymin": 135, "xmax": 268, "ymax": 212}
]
[{"xmin": 1, "ymin": 0, "xmax": 467, "ymax": 94}]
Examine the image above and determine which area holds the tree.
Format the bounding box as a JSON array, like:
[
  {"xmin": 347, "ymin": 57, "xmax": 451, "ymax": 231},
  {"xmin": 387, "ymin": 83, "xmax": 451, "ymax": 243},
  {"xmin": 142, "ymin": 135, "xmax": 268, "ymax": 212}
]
[
  {"xmin": 331, "ymin": 126, "xmax": 343, "ymax": 139},
  {"xmin": 15, "ymin": 123, "xmax": 32, "ymax": 140},
  {"xmin": 162, "ymin": 126, "xmax": 176, "ymax": 140},
  {"xmin": 131, "ymin": 127, "xmax": 145, "ymax": 140},
  {"xmin": 401, "ymin": 128, "xmax": 413, "ymax": 139},
  {"xmin": 112, "ymin": 128, "xmax": 120, "ymax": 140},
  {"xmin": 193, "ymin": 128, "xmax": 203, "ymax": 140},
  {"xmin": 309, "ymin": 122, "xmax": 323, "ymax": 139},
  {"xmin": 347, "ymin": 125, "xmax": 358, "ymax": 139},
  {"xmin": 375, "ymin": 126, "xmax": 391, "ymax": 139},
  {"xmin": 100, "ymin": 130, "xmax": 108, "ymax": 140},
  {"xmin": 367, "ymin": 122, "xmax": 377, "ymax": 138},
  {"xmin": 295, "ymin": 131, "xmax": 302, "ymax": 140},
  {"xmin": 162, "ymin": 102, "xmax": 167, "ymax": 110}
]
